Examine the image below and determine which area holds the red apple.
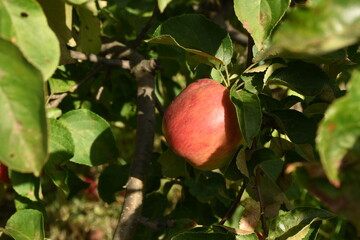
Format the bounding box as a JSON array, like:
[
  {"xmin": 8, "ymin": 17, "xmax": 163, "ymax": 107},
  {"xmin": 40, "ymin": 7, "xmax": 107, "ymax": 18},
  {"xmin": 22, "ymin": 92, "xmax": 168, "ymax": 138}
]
[
  {"xmin": 162, "ymin": 78, "xmax": 242, "ymax": 170},
  {"xmin": 0, "ymin": 163, "xmax": 10, "ymax": 184}
]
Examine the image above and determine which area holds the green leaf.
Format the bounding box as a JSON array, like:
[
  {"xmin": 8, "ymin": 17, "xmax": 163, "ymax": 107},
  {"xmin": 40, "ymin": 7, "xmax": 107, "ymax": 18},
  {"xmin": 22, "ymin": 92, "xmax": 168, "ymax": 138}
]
[
  {"xmin": 234, "ymin": 0, "xmax": 290, "ymax": 50},
  {"xmin": 10, "ymin": 171, "xmax": 40, "ymax": 201},
  {"xmin": 267, "ymin": 61, "xmax": 328, "ymax": 96},
  {"xmin": 256, "ymin": 0, "xmax": 360, "ymax": 61},
  {"xmin": 230, "ymin": 88, "xmax": 262, "ymax": 147},
  {"xmin": 98, "ymin": 164, "xmax": 129, "ymax": 204},
  {"xmin": 1, "ymin": 209, "xmax": 45, "ymax": 240},
  {"xmin": 37, "ymin": 0, "xmax": 76, "ymax": 65},
  {"xmin": 158, "ymin": 0, "xmax": 172, "ymax": 13},
  {"xmin": 75, "ymin": 2, "xmax": 101, "ymax": 54},
  {"xmin": 184, "ymin": 172, "xmax": 231, "ymax": 205},
  {"xmin": 158, "ymin": 148, "xmax": 189, "ymax": 178},
  {"xmin": 0, "ymin": 38, "xmax": 48, "ymax": 176},
  {"xmin": 142, "ymin": 192, "xmax": 168, "ymax": 220},
  {"xmin": 242, "ymin": 72, "xmax": 265, "ymax": 94},
  {"xmin": 0, "ymin": 0, "xmax": 60, "ymax": 79},
  {"xmin": 271, "ymin": 110, "xmax": 317, "ymax": 144},
  {"xmin": 268, "ymin": 207, "xmax": 334, "ymax": 240},
  {"xmin": 59, "ymin": 109, "xmax": 118, "ymax": 166},
  {"xmin": 44, "ymin": 119, "xmax": 75, "ymax": 195},
  {"xmin": 317, "ymin": 69, "xmax": 360, "ymax": 186},
  {"xmin": 147, "ymin": 14, "xmax": 233, "ymax": 66}
]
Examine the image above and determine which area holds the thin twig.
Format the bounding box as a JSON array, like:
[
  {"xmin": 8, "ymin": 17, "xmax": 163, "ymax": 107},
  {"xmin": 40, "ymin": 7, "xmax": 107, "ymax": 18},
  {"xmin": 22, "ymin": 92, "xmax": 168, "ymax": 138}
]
[
  {"xmin": 137, "ymin": 216, "xmax": 175, "ymax": 231},
  {"xmin": 219, "ymin": 180, "xmax": 247, "ymax": 225},
  {"xmin": 255, "ymin": 168, "xmax": 268, "ymax": 237},
  {"xmin": 70, "ymin": 50, "xmax": 131, "ymax": 69},
  {"xmin": 47, "ymin": 93, "xmax": 67, "ymax": 108},
  {"xmin": 131, "ymin": 5, "xmax": 160, "ymax": 49}
]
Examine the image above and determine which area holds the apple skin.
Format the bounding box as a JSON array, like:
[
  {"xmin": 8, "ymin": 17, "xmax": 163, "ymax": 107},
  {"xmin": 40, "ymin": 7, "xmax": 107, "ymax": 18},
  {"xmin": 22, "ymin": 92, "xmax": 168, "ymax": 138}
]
[
  {"xmin": 0, "ymin": 163, "xmax": 10, "ymax": 184},
  {"xmin": 162, "ymin": 78, "xmax": 242, "ymax": 170}
]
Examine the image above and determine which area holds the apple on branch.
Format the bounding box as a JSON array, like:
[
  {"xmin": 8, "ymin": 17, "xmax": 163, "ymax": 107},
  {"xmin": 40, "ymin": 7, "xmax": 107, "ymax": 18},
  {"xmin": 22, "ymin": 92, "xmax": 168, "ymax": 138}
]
[{"xmin": 162, "ymin": 78, "xmax": 242, "ymax": 170}]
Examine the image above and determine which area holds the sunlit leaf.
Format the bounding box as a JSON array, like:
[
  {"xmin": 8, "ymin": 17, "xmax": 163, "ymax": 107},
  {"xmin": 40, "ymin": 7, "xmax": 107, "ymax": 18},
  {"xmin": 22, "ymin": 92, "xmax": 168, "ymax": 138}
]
[
  {"xmin": 0, "ymin": 38, "xmax": 47, "ymax": 176},
  {"xmin": 230, "ymin": 89, "xmax": 262, "ymax": 147},
  {"xmin": 234, "ymin": 0, "xmax": 290, "ymax": 50},
  {"xmin": 158, "ymin": 0, "xmax": 172, "ymax": 13},
  {"xmin": 10, "ymin": 171, "xmax": 40, "ymax": 201},
  {"xmin": 1, "ymin": 209, "xmax": 45, "ymax": 240},
  {"xmin": 255, "ymin": 0, "xmax": 360, "ymax": 62},
  {"xmin": 0, "ymin": 0, "xmax": 60, "ymax": 79},
  {"xmin": 59, "ymin": 109, "xmax": 118, "ymax": 166},
  {"xmin": 75, "ymin": 2, "xmax": 101, "ymax": 53}
]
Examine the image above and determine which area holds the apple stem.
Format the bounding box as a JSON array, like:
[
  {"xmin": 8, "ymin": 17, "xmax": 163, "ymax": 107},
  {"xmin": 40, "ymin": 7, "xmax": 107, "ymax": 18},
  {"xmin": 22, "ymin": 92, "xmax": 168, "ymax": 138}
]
[
  {"xmin": 219, "ymin": 180, "xmax": 247, "ymax": 225},
  {"xmin": 216, "ymin": 65, "xmax": 231, "ymax": 88},
  {"xmin": 255, "ymin": 167, "xmax": 269, "ymax": 238},
  {"xmin": 224, "ymin": 65, "xmax": 230, "ymax": 87}
]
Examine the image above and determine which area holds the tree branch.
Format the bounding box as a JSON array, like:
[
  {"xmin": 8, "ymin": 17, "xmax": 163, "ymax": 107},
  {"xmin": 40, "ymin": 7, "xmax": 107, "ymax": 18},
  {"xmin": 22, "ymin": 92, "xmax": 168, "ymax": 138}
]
[{"xmin": 113, "ymin": 52, "xmax": 157, "ymax": 240}]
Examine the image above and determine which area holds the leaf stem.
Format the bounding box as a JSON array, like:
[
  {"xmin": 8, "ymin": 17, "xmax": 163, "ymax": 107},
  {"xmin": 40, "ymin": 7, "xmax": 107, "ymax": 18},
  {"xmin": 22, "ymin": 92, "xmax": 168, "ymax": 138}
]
[
  {"xmin": 255, "ymin": 167, "xmax": 268, "ymax": 237},
  {"xmin": 216, "ymin": 65, "xmax": 228, "ymax": 87}
]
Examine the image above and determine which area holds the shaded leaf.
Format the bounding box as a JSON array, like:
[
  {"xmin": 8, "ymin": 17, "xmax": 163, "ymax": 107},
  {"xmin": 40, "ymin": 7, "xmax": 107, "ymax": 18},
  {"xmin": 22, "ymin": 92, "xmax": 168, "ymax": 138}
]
[
  {"xmin": 0, "ymin": 0, "xmax": 60, "ymax": 79},
  {"xmin": 158, "ymin": 148, "xmax": 189, "ymax": 178},
  {"xmin": 230, "ymin": 89, "xmax": 262, "ymax": 147},
  {"xmin": 234, "ymin": 0, "xmax": 290, "ymax": 50},
  {"xmin": 142, "ymin": 192, "xmax": 168, "ymax": 220},
  {"xmin": 184, "ymin": 172, "xmax": 231, "ymax": 205},
  {"xmin": 172, "ymin": 231, "xmax": 235, "ymax": 240},
  {"xmin": 148, "ymin": 14, "xmax": 233, "ymax": 66},
  {"xmin": 246, "ymin": 149, "xmax": 290, "ymax": 217},
  {"xmin": 271, "ymin": 110, "xmax": 317, "ymax": 144},
  {"xmin": 317, "ymin": 69, "xmax": 360, "ymax": 186},
  {"xmin": 59, "ymin": 109, "xmax": 118, "ymax": 166},
  {"xmin": 98, "ymin": 164, "xmax": 129, "ymax": 204},
  {"xmin": 1, "ymin": 209, "xmax": 45, "ymax": 240},
  {"xmin": 267, "ymin": 61, "xmax": 328, "ymax": 96},
  {"xmin": 0, "ymin": 38, "xmax": 47, "ymax": 176}
]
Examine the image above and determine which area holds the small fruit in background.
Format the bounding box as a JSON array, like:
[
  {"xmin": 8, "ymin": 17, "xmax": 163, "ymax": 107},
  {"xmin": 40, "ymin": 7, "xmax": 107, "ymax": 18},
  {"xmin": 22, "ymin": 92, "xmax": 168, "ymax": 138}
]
[
  {"xmin": 0, "ymin": 163, "xmax": 10, "ymax": 184},
  {"xmin": 162, "ymin": 79, "xmax": 242, "ymax": 170}
]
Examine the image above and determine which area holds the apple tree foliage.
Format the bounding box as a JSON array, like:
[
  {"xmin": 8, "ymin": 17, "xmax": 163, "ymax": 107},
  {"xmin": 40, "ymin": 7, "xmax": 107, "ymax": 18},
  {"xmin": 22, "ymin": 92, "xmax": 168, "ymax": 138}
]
[{"xmin": 0, "ymin": 0, "xmax": 360, "ymax": 239}]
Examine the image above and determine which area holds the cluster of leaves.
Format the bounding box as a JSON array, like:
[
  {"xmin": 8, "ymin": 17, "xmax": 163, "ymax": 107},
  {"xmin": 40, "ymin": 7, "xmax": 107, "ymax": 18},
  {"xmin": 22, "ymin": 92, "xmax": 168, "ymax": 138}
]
[{"xmin": 1, "ymin": 0, "xmax": 360, "ymax": 239}]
